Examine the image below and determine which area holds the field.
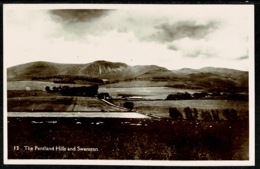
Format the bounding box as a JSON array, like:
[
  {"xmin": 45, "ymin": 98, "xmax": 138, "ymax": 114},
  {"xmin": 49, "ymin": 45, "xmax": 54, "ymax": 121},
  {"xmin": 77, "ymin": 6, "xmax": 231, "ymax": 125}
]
[
  {"xmin": 7, "ymin": 81, "xmax": 91, "ymax": 91},
  {"xmin": 7, "ymin": 90, "xmax": 249, "ymax": 120},
  {"xmin": 111, "ymin": 99, "xmax": 249, "ymax": 119},
  {"xmin": 8, "ymin": 117, "xmax": 249, "ymax": 160},
  {"xmin": 7, "ymin": 81, "xmax": 202, "ymax": 99},
  {"xmin": 6, "ymin": 80, "xmax": 250, "ymax": 160},
  {"xmin": 8, "ymin": 91, "xmax": 126, "ymax": 112}
]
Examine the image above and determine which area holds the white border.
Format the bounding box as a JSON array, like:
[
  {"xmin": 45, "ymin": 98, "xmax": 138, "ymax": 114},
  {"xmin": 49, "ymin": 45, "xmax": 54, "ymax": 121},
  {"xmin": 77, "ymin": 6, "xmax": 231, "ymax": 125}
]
[{"xmin": 3, "ymin": 4, "xmax": 255, "ymax": 166}]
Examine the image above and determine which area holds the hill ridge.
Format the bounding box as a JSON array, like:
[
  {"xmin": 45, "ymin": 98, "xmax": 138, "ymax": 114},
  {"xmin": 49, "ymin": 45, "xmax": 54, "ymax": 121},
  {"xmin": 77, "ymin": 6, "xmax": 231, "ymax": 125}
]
[{"xmin": 7, "ymin": 60, "xmax": 248, "ymax": 92}]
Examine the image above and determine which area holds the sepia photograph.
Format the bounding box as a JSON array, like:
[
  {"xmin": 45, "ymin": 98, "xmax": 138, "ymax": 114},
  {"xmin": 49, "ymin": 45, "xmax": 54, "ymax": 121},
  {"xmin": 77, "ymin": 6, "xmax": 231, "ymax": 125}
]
[{"xmin": 3, "ymin": 4, "xmax": 255, "ymax": 166}]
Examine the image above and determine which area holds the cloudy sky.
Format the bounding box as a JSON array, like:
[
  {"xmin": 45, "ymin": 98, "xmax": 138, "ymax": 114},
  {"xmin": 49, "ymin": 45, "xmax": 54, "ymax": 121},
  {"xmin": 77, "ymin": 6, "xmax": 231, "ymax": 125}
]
[{"xmin": 4, "ymin": 4, "xmax": 254, "ymax": 70}]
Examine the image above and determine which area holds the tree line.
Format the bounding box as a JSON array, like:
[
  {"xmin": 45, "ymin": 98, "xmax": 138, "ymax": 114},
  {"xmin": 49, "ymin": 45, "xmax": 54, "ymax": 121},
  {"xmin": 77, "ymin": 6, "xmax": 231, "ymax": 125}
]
[
  {"xmin": 169, "ymin": 107, "xmax": 247, "ymax": 121},
  {"xmin": 166, "ymin": 92, "xmax": 248, "ymax": 101}
]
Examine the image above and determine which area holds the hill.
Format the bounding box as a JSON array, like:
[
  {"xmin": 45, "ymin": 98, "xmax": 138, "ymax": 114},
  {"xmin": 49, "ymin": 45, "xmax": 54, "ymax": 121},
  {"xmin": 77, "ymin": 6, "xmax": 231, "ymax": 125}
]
[
  {"xmin": 7, "ymin": 60, "xmax": 248, "ymax": 92},
  {"xmin": 7, "ymin": 60, "xmax": 172, "ymax": 81}
]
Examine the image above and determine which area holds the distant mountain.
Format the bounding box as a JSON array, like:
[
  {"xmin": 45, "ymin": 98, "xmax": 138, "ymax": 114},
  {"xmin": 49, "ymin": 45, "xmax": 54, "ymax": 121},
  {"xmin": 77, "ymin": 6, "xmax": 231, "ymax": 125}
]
[
  {"xmin": 172, "ymin": 68, "xmax": 199, "ymax": 74},
  {"xmin": 7, "ymin": 60, "xmax": 172, "ymax": 81},
  {"xmin": 171, "ymin": 67, "xmax": 248, "ymax": 92},
  {"xmin": 172, "ymin": 67, "xmax": 245, "ymax": 76},
  {"xmin": 7, "ymin": 60, "xmax": 248, "ymax": 92}
]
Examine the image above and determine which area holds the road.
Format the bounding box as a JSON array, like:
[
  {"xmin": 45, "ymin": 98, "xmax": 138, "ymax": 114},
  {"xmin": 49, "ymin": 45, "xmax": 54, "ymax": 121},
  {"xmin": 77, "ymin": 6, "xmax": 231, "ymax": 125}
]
[
  {"xmin": 7, "ymin": 112, "xmax": 151, "ymax": 118},
  {"xmin": 66, "ymin": 97, "xmax": 128, "ymax": 112}
]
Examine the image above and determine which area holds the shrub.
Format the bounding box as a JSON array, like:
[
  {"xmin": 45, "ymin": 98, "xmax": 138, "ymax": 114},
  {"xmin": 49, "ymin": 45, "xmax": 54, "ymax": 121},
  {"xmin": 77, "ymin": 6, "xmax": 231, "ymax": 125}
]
[
  {"xmin": 123, "ymin": 102, "xmax": 134, "ymax": 111},
  {"xmin": 52, "ymin": 86, "xmax": 58, "ymax": 92},
  {"xmin": 45, "ymin": 86, "xmax": 51, "ymax": 92},
  {"xmin": 169, "ymin": 107, "xmax": 183, "ymax": 120}
]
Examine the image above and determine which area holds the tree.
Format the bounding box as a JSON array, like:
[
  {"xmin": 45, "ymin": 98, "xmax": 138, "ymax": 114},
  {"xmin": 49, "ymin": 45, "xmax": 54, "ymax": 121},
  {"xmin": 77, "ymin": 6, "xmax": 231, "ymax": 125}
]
[
  {"xmin": 193, "ymin": 108, "xmax": 198, "ymax": 120},
  {"xmin": 211, "ymin": 110, "xmax": 219, "ymax": 121},
  {"xmin": 45, "ymin": 86, "xmax": 51, "ymax": 92},
  {"xmin": 166, "ymin": 92, "xmax": 192, "ymax": 100},
  {"xmin": 169, "ymin": 107, "xmax": 183, "ymax": 120},
  {"xmin": 123, "ymin": 102, "xmax": 134, "ymax": 111},
  {"xmin": 201, "ymin": 111, "xmax": 212, "ymax": 120},
  {"xmin": 223, "ymin": 109, "xmax": 231, "ymax": 120},
  {"xmin": 184, "ymin": 107, "xmax": 193, "ymax": 120},
  {"xmin": 230, "ymin": 109, "xmax": 238, "ymax": 120},
  {"xmin": 192, "ymin": 92, "xmax": 208, "ymax": 99},
  {"xmin": 52, "ymin": 86, "xmax": 58, "ymax": 92}
]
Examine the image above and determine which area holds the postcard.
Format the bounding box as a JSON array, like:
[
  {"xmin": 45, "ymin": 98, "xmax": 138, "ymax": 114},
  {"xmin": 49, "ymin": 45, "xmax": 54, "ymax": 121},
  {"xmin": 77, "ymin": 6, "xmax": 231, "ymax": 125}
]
[{"xmin": 3, "ymin": 4, "xmax": 255, "ymax": 166}]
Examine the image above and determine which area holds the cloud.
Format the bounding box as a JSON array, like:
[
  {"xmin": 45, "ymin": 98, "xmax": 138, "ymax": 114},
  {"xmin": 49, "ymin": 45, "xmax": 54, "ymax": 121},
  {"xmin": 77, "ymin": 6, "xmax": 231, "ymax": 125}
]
[
  {"xmin": 151, "ymin": 20, "xmax": 220, "ymax": 43},
  {"xmin": 48, "ymin": 9, "xmax": 113, "ymax": 40},
  {"xmin": 236, "ymin": 55, "xmax": 248, "ymax": 60},
  {"xmin": 168, "ymin": 38, "xmax": 217, "ymax": 59},
  {"xmin": 47, "ymin": 9, "xmax": 222, "ymax": 47},
  {"xmin": 4, "ymin": 5, "xmax": 252, "ymax": 71},
  {"xmin": 167, "ymin": 45, "xmax": 178, "ymax": 51},
  {"xmin": 49, "ymin": 9, "xmax": 111, "ymax": 24}
]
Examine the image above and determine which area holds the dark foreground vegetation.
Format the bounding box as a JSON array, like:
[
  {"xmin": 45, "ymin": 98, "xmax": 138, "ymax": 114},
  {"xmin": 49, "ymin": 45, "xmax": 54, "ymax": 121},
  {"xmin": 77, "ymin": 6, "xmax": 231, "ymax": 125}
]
[
  {"xmin": 169, "ymin": 107, "xmax": 248, "ymax": 121},
  {"xmin": 8, "ymin": 117, "xmax": 248, "ymax": 160}
]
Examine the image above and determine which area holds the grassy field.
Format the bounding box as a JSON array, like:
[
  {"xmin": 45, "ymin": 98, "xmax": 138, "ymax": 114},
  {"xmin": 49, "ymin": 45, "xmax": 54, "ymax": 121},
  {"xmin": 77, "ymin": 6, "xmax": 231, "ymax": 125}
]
[
  {"xmin": 111, "ymin": 100, "xmax": 249, "ymax": 119},
  {"xmin": 7, "ymin": 91, "xmax": 125, "ymax": 112},
  {"xmin": 7, "ymin": 89, "xmax": 249, "ymax": 119},
  {"xmin": 8, "ymin": 117, "xmax": 249, "ymax": 160},
  {"xmin": 7, "ymin": 81, "xmax": 91, "ymax": 91},
  {"xmin": 7, "ymin": 81, "xmax": 250, "ymax": 160},
  {"xmin": 8, "ymin": 96, "xmax": 73, "ymax": 112},
  {"xmin": 8, "ymin": 80, "xmax": 201, "ymax": 99}
]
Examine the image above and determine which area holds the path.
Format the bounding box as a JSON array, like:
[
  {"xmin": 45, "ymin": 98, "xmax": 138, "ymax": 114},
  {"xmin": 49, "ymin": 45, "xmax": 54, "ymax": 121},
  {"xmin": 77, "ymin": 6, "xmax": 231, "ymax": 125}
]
[{"xmin": 8, "ymin": 112, "xmax": 151, "ymax": 118}]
